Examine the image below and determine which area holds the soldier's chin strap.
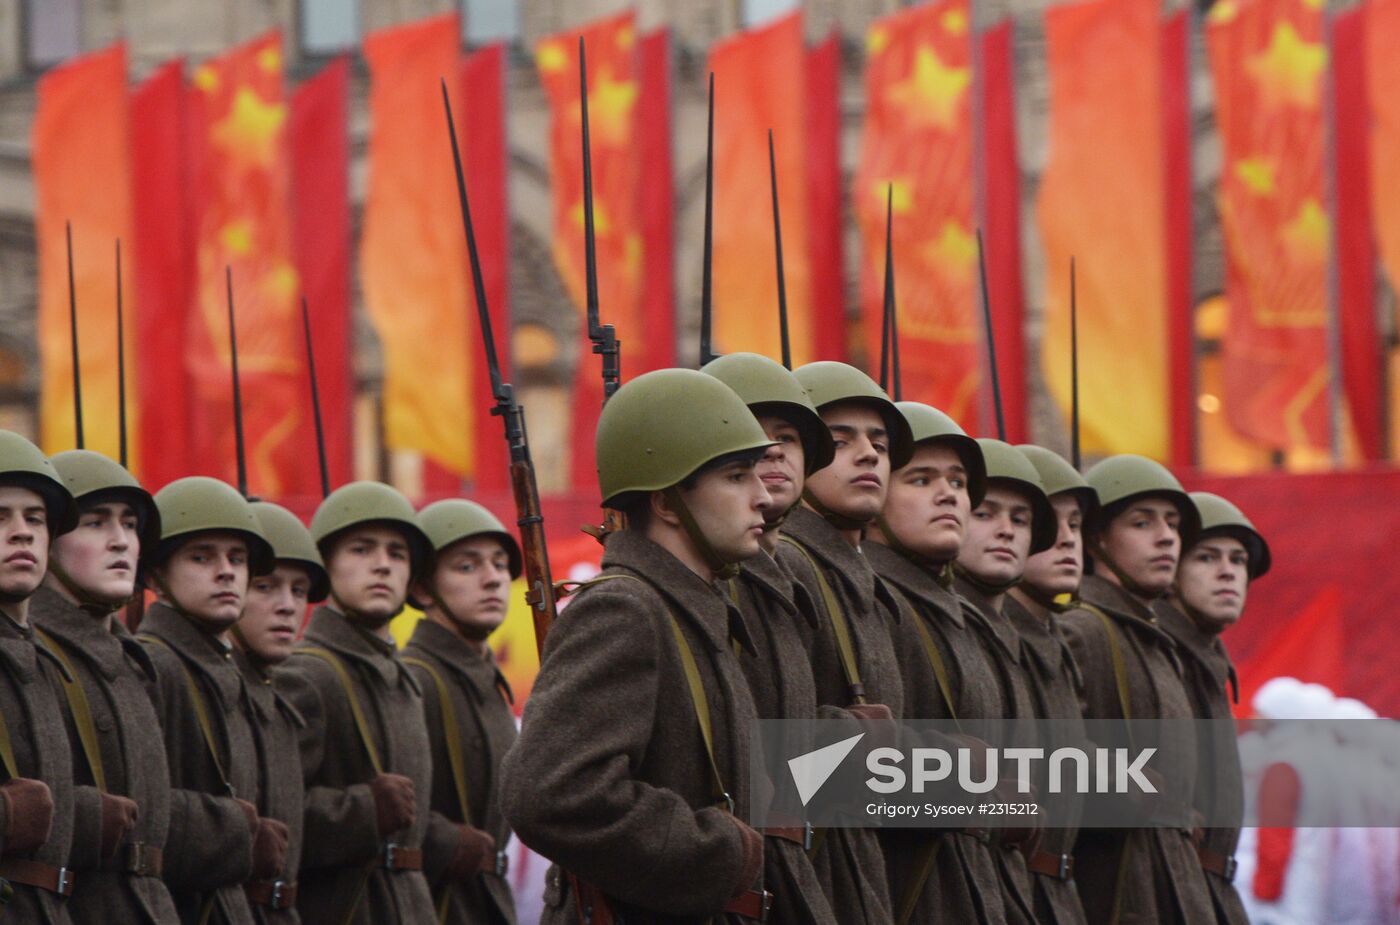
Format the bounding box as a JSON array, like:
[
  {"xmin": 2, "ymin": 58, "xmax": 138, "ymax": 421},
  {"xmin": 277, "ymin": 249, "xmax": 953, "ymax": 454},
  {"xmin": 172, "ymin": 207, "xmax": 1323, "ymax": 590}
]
[
  {"xmin": 802, "ymin": 489, "xmax": 871, "ymax": 534},
  {"xmin": 328, "ymin": 592, "xmax": 404, "ymax": 632},
  {"xmin": 48, "ymin": 560, "xmax": 131, "ymax": 616},
  {"xmin": 952, "ymin": 561, "xmax": 1020, "ymax": 596},
  {"xmin": 872, "ymin": 515, "xmax": 957, "ymax": 576},
  {"xmin": 661, "ymin": 487, "xmax": 741, "ymax": 581},
  {"xmin": 1089, "ymin": 542, "xmax": 1158, "ymax": 603},
  {"xmin": 1019, "ymin": 580, "xmax": 1070, "ymax": 613}
]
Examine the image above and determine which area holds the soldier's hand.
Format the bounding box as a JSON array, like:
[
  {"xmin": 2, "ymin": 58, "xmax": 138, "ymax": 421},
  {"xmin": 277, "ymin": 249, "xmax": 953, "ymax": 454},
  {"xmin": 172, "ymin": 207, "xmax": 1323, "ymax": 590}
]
[
  {"xmin": 0, "ymin": 778, "xmax": 53, "ymax": 856},
  {"xmin": 726, "ymin": 817, "xmax": 765, "ymax": 898},
  {"xmin": 848, "ymin": 702, "xmax": 898, "ymax": 752},
  {"xmin": 249, "ymin": 817, "xmax": 290, "ymax": 881},
  {"xmin": 369, "ymin": 773, "xmax": 416, "ymax": 836},
  {"xmin": 992, "ymin": 780, "xmax": 1040, "ymax": 858},
  {"xmin": 99, "ymin": 793, "xmax": 140, "ymax": 859},
  {"xmin": 235, "ymin": 798, "xmax": 260, "ymax": 836},
  {"xmin": 445, "ymin": 825, "xmax": 496, "ymax": 880}
]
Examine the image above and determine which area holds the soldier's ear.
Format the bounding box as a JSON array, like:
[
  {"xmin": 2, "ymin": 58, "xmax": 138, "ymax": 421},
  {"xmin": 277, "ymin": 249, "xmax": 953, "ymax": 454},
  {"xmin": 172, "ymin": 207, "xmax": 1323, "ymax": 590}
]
[{"xmin": 649, "ymin": 490, "xmax": 684, "ymax": 530}]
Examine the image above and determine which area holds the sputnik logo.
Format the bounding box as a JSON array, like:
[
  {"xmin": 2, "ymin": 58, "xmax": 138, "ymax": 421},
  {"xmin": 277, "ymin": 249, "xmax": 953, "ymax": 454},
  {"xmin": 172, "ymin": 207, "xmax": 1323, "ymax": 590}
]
[{"xmin": 788, "ymin": 733, "xmax": 865, "ymax": 806}]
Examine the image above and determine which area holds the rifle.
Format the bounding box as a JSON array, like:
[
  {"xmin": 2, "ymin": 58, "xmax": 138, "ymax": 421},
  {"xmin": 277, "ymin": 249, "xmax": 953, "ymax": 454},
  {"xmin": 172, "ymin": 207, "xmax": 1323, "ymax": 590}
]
[
  {"xmin": 976, "ymin": 229, "xmax": 1006, "ymax": 441},
  {"xmin": 767, "ymin": 130, "xmax": 792, "ymax": 370},
  {"xmin": 1070, "ymin": 257, "xmax": 1081, "ymax": 471},
  {"xmin": 879, "ymin": 185, "xmax": 902, "ymax": 400},
  {"xmin": 699, "ymin": 73, "xmax": 717, "ymax": 367},
  {"xmin": 225, "ymin": 268, "xmax": 249, "ymax": 497},
  {"xmin": 578, "ymin": 38, "xmax": 621, "ymax": 401},
  {"xmin": 441, "ymin": 81, "xmax": 559, "ymax": 655},
  {"xmin": 67, "ymin": 222, "xmax": 85, "ymax": 449},
  {"xmin": 301, "ymin": 298, "xmax": 331, "ymax": 499}
]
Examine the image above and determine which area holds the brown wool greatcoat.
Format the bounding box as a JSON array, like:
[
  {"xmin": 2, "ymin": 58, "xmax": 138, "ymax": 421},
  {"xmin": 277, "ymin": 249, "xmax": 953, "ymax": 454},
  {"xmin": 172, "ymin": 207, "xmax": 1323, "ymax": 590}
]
[
  {"xmin": 29, "ymin": 587, "xmax": 179, "ymax": 925},
  {"xmin": 275, "ymin": 607, "xmax": 440, "ymax": 925},
  {"xmin": 728, "ymin": 549, "xmax": 838, "ymax": 925},
  {"xmin": 1151, "ymin": 601, "xmax": 1248, "ymax": 925},
  {"xmin": 864, "ymin": 542, "xmax": 1013, "ymax": 925},
  {"xmin": 499, "ymin": 530, "xmax": 763, "ymax": 924},
  {"xmin": 403, "ymin": 618, "xmax": 518, "ymax": 925},
  {"xmin": 1005, "ymin": 594, "xmax": 1090, "ymax": 925},
  {"xmin": 1059, "ymin": 576, "xmax": 1215, "ymax": 925},
  {"xmin": 138, "ymin": 602, "xmax": 259, "ymax": 925},
  {"xmin": 235, "ymin": 650, "xmax": 304, "ymax": 925},
  {"xmin": 0, "ymin": 611, "xmax": 76, "ymax": 925},
  {"xmin": 774, "ymin": 507, "xmax": 903, "ymax": 925},
  {"xmin": 949, "ymin": 577, "xmax": 1039, "ymax": 925}
]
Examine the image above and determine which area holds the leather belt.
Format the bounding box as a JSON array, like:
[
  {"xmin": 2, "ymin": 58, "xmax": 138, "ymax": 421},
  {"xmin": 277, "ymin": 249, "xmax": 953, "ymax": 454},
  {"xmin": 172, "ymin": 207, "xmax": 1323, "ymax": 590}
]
[
  {"xmin": 1026, "ymin": 850, "xmax": 1074, "ymax": 881},
  {"xmin": 245, "ymin": 878, "xmax": 297, "ymax": 910},
  {"xmin": 380, "ymin": 843, "xmax": 423, "ymax": 871},
  {"xmin": 0, "ymin": 859, "xmax": 75, "ymax": 896},
  {"xmin": 761, "ymin": 824, "xmax": 813, "ymax": 850},
  {"xmin": 1197, "ymin": 845, "xmax": 1238, "ymax": 881},
  {"xmin": 98, "ymin": 842, "xmax": 163, "ymax": 877},
  {"xmin": 724, "ymin": 888, "xmax": 773, "ymax": 921},
  {"xmin": 482, "ymin": 849, "xmax": 509, "ymax": 877}
]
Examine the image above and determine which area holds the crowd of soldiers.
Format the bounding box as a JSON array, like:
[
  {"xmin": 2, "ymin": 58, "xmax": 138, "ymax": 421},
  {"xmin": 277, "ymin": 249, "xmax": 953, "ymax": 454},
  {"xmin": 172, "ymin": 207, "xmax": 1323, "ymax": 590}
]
[{"xmin": 0, "ymin": 347, "xmax": 1272, "ymax": 925}]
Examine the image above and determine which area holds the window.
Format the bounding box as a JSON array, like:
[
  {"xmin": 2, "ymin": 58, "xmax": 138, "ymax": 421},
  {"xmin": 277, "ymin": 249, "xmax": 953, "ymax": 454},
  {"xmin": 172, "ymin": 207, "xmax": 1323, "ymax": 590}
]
[
  {"xmin": 25, "ymin": 0, "xmax": 81, "ymax": 68},
  {"xmin": 302, "ymin": 0, "xmax": 359, "ymax": 55},
  {"xmin": 462, "ymin": 0, "xmax": 519, "ymax": 45},
  {"xmin": 742, "ymin": 0, "xmax": 800, "ymax": 28}
]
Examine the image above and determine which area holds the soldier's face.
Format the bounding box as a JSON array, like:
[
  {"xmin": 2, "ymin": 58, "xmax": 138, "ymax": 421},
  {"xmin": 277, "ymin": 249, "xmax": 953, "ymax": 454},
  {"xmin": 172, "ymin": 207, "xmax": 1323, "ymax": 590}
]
[
  {"xmin": 155, "ymin": 532, "xmax": 250, "ymax": 633},
  {"xmin": 325, "ymin": 525, "xmax": 412, "ymax": 626},
  {"xmin": 958, "ymin": 484, "xmax": 1034, "ymax": 588},
  {"xmin": 1096, "ymin": 498, "xmax": 1182, "ymax": 596},
  {"xmin": 677, "ymin": 458, "xmax": 772, "ymax": 563},
  {"xmin": 879, "ymin": 443, "xmax": 970, "ymax": 561},
  {"xmin": 1175, "ymin": 536, "xmax": 1249, "ymax": 631},
  {"xmin": 754, "ymin": 415, "xmax": 806, "ymax": 521},
  {"xmin": 52, "ymin": 501, "xmax": 140, "ymax": 607},
  {"xmin": 416, "ymin": 536, "xmax": 512, "ymax": 642},
  {"xmin": 1021, "ymin": 494, "xmax": 1084, "ymax": 598},
  {"xmin": 804, "ymin": 403, "xmax": 891, "ymax": 523},
  {"xmin": 240, "ymin": 563, "xmax": 311, "ymax": 664},
  {"xmin": 0, "ymin": 486, "xmax": 48, "ymax": 602}
]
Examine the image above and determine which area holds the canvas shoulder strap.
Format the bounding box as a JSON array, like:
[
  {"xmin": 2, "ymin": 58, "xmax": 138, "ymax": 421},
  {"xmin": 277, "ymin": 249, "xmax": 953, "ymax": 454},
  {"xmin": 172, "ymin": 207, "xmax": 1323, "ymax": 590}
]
[
  {"xmin": 778, "ymin": 535, "xmax": 866, "ymax": 705},
  {"xmin": 35, "ymin": 628, "xmax": 107, "ymax": 793},
  {"xmin": 1078, "ymin": 604, "xmax": 1134, "ymax": 723},
  {"xmin": 0, "ymin": 694, "xmax": 15, "ymax": 779},
  {"xmin": 295, "ymin": 647, "xmax": 383, "ymax": 775},
  {"xmin": 139, "ymin": 634, "xmax": 234, "ymax": 796},
  {"xmin": 402, "ymin": 656, "xmax": 470, "ymax": 824}
]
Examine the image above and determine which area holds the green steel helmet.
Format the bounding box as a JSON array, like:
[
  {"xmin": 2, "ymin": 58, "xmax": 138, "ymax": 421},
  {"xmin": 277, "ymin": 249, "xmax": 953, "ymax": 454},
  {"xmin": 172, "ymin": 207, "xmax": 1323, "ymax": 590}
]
[
  {"xmin": 1015, "ymin": 445, "xmax": 1100, "ymax": 536},
  {"xmin": 310, "ymin": 481, "xmax": 432, "ymax": 580},
  {"xmin": 896, "ymin": 402, "xmax": 987, "ymax": 507},
  {"xmin": 1188, "ymin": 491, "xmax": 1271, "ymax": 580},
  {"xmin": 595, "ymin": 368, "xmax": 775, "ymax": 508},
  {"xmin": 50, "ymin": 450, "xmax": 161, "ymax": 562},
  {"xmin": 151, "ymin": 476, "xmax": 275, "ymax": 576},
  {"xmin": 417, "ymin": 499, "xmax": 522, "ymax": 579},
  {"xmin": 700, "ymin": 352, "xmax": 835, "ymax": 475},
  {"xmin": 975, "ymin": 438, "xmax": 1057, "ymax": 554},
  {"xmin": 251, "ymin": 501, "xmax": 330, "ymax": 602},
  {"xmin": 0, "ymin": 430, "xmax": 77, "ymax": 537},
  {"xmin": 792, "ymin": 362, "xmax": 915, "ymax": 469},
  {"xmin": 1084, "ymin": 454, "xmax": 1201, "ymax": 548}
]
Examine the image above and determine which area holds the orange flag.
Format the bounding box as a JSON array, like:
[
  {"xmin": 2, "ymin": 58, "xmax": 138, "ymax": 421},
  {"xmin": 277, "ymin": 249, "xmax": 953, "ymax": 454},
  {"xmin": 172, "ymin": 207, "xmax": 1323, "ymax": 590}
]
[
  {"xmin": 186, "ymin": 31, "xmax": 314, "ymax": 496},
  {"xmin": 1369, "ymin": 0, "xmax": 1400, "ymax": 390},
  {"xmin": 535, "ymin": 13, "xmax": 644, "ymax": 491},
  {"xmin": 1208, "ymin": 0, "xmax": 1330, "ymax": 454},
  {"xmin": 1038, "ymin": 0, "xmax": 1170, "ymax": 460},
  {"xmin": 360, "ymin": 15, "xmax": 475, "ymax": 478},
  {"xmin": 855, "ymin": 0, "xmax": 978, "ymax": 422},
  {"xmin": 709, "ymin": 12, "xmax": 815, "ymax": 365},
  {"xmin": 32, "ymin": 43, "xmax": 134, "ymax": 460}
]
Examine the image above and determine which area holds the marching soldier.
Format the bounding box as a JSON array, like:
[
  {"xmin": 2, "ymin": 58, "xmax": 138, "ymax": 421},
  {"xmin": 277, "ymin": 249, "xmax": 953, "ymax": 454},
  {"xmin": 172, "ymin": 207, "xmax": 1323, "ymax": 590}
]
[
  {"xmin": 276, "ymin": 482, "xmax": 439, "ymax": 924},
  {"xmin": 1059, "ymin": 455, "xmax": 1214, "ymax": 925},
  {"xmin": 865, "ymin": 403, "xmax": 1023, "ymax": 925},
  {"xmin": 403, "ymin": 499, "xmax": 520, "ymax": 924},
  {"xmin": 138, "ymin": 477, "xmax": 287, "ymax": 925},
  {"xmin": 29, "ymin": 450, "xmax": 178, "ymax": 923},
  {"xmin": 700, "ymin": 352, "xmax": 839, "ymax": 925},
  {"xmin": 500, "ymin": 369, "xmax": 774, "ymax": 923},
  {"xmin": 777, "ymin": 361, "xmax": 914, "ymax": 925},
  {"xmin": 0, "ymin": 431, "xmax": 79, "ymax": 923},
  {"xmin": 230, "ymin": 501, "xmax": 328, "ymax": 923},
  {"xmin": 1005, "ymin": 444, "xmax": 1099, "ymax": 925},
  {"xmin": 951, "ymin": 439, "xmax": 1055, "ymax": 925},
  {"xmin": 1154, "ymin": 492, "xmax": 1269, "ymax": 925}
]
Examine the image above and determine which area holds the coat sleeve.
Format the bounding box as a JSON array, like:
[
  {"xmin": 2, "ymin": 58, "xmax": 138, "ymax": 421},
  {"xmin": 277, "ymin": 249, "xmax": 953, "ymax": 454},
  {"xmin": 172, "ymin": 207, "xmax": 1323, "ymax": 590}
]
[
  {"xmin": 499, "ymin": 585, "xmax": 749, "ymax": 917},
  {"xmin": 275, "ymin": 661, "xmax": 381, "ymax": 870}
]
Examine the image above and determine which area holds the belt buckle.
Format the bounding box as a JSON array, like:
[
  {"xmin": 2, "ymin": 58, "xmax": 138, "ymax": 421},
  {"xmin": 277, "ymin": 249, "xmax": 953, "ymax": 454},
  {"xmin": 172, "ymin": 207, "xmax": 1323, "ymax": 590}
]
[
  {"xmin": 494, "ymin": 850, "xmax": 509, "ymax": 878},
  {"xmin": 126, "ymin": 842, "xmax": 148, "ymax": 876},
  {"xmin": 55, "ymin": 867, "xmax": 73, "ymax": 897},
  {"xmin": 760, "ymin": 889, "xmax": 774, "ymax": 921},
  {"xmin": 269, "ymin": 880, "xmax": 286, "ymax": 907},
  {"xmin": 1223, "ymin": 856, "xmax": 1238, "ymax": 881},
  {"xmin": 1058, "ymin": 854, "xmax": 1071, "ymax": 880},
  {"xmin": 382, "ymin": 843, "xmax": 400, "ymax": 869}
]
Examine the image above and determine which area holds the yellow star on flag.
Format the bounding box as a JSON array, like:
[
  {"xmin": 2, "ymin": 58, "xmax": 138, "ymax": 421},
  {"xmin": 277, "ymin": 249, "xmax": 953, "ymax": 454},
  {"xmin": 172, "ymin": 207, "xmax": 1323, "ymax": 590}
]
[
  {"xmin": 257, "ymin": 46, "xmax": 281, "ymax": 74},
  {"xmin": 193, "ymin": 65, "xmax": 220, "ymax": 93},
  {"xmin": 1234, "ymin": 158, "xmax": 1277, "ymax": 195},
  {"xmin": 942, "ymin": 9, "xmax": 969, "ymax": 36},
  {"xmin": 616, "ymin": 25, "xmax": 635, "ymax": 50},
  {"xmin": 873, "ymin": 180, "xmax": 914, "ymax": 214},
  {"xmin": 578, "ymin": 69, "xmax": 637, "ymax": 147},
  {"xmin": 1247, "ymin": 22, "xmax": 1326, "ymax": 111},
  {"xmin": 921, "ymin": 221, "xmax": 977, "ymax": 280},
  {"xmin": 211, "ymin": 87, "xmax": 287, "ymax": 171},
  {"xmin": 572, "ymin": 200, "xmax": 612, "ymax": 236},
  {"xmin": 867, "ymin": 26, "xmax": 890, "ymax": 55},
  {"xmin": 263, "ymin": 263, "xmax": 300, "ymax": 301},
  {"xmin": 220, "ymin": 220, "xmax": 253, "ymax": 255},
  {"xmin": 885, "ymin": 46, "xmax": 970, "ymax": 130},
  {"xmin": 1280, "ymin": 198, "xmax": 1330, "ymax": 265},
  {"xmin": 536, "ymin": 42, "xmax": 567, "ymax": 74},
  {"xmin": 1208, "ymin": 0, "xmax": 1239, "ymax": 24}
]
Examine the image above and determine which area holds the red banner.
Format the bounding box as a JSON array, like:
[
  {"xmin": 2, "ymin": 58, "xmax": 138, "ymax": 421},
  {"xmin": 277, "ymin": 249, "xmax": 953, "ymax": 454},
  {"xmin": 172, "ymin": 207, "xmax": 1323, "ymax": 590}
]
[
  {"xmin": 1369, "ymin": 0, "xmax": 1400, "ymax": 433},
  {"xmin": 289, "ymin": 57, "xmax": 353, "ymax": 498},
  {"xmin": 1208, "ymin": 0, "xmax": 1330, "ymax": 455},
  {"xmin": 1163, "ymin": 11, "xmax": 1196, "ymax": 467},
  {"xmin": 637, "ymin": 28, "xmax": 676, "ymax": 374},
  {"xmin": 807, "ymin": 31, "xmax": 846, "ymax": 365}
]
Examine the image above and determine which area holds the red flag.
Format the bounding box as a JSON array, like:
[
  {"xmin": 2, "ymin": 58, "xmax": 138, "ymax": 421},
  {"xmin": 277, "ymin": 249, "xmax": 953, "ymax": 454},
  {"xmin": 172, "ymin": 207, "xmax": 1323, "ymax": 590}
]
[
  {"xmin": 807, "ymin": 32, "xmax": 846, "ymax": 364},
  {"xmin": 1369, "ymin": 0, "xmax": 1400, "ymax": 448},
  {"xmin": 130, "ymin": 60, "xmax": 192, "ymax": 489},
  {"xmin": 1235, "ymin": 586, "xmax": 1345, "ymax": 716},
  {"xmin": 637, "ymin": 29, "xmax": 676, "ymax": 374},
  {"xmin": 289, "ymin": 57, "xmax": 353, "ymax": 497},
  {"xmin": 1162, "ymin": 11, "xmax": 1196, "ymax": 467}
]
